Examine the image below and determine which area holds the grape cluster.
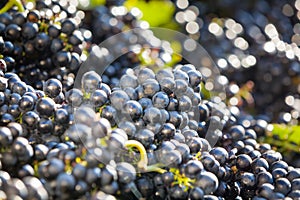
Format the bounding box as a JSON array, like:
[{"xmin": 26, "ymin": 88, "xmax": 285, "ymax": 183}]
[
  {"xmin": 83, "ymin": 5, "xmax": 139, "ymax": 44},
  {"xmin": 0, "ymin": 70, "xmax": 120, "ymax": 199},
  {"xmin": 81, "ymin": 4, "xmax": 176, "ymax": 88},
  {"xmin": 1, "ymin": 0, "xmax": 300, "ymax": 199},
  {"xmin": 0, "ymin": 0, "xmax": 91, "ymax": 89},
  {"xmin": 0, "ymin": 50, "xmax": 299, "ymax": 200}
]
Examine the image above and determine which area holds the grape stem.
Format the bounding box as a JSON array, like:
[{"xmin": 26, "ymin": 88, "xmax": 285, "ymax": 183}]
[
  {"xmin": 125, "ymin": 140, "xmax": 148, "ymax": 170},
  {"xmin": 125, "ymin": 140, "xmax": 167, "ymax": 173},
  {"xmin": 0, "ymin": 0, "xmax": 25, "ymax": 13},
  {"xmin": 170, "ymin": 167, "xmax": 195, "ymax": 188},
  {"xmin": 146, "ymin": 164, "xmax": 167, "ymax": 173}
]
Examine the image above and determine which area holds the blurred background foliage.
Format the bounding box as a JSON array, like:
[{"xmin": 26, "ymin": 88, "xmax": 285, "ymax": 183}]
[{"xmin": 79, "ymin": 0, "xmax": 177, "ymax": 27}]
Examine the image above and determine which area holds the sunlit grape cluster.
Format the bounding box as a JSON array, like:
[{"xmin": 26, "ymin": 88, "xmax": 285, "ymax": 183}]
[{"xmin": 0, "ymin": 0, "xmax": 300, "ymax": 199}]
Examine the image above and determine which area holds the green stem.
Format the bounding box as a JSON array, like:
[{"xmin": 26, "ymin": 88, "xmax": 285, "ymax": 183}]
[
  {"xmin": 146, "ymin": 164, "xmax": 166, "ymax": 173},
  {"xmin": 33, "ymin": 161, "xmax": 39, "ymax": 177},
  {"xmin": 15, "ymin": 0, "xmax": 24, "ymax": 12},
  {"xmin": 125, "ymin": 140, "xmax": 148, "ymax": 170},
  {"xmin": 0, "ymin": 0, "xmax": 24, "ymax": 14}
]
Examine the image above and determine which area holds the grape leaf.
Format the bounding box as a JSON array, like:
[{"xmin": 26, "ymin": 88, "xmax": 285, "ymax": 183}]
[
  {"xmin": 77, "ymin": 0, "xmax": 105, "ymax": 10},
  {"xmin": 124, "ymin": 0, "xmax": 175, "ymax": 27},
  {"xmin": 271, "ymin": 124, "xmax": 300, "ymax": 145}
]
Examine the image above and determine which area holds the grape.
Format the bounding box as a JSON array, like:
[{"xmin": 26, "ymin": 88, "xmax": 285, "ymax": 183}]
[
  {"xmin": 210, "ymin": 147, "xmax": 229, "ymax": 166},
  {"xmin": 109, "ymin": 90, "xmax": 130, "ymax": 110},
  {"xmin": 240, "ymin": 172, "xmax": 256, "ymax": 188},
  {"xmin": 123, "ymin": 87, "xmax": 137, "ymax": 100},
  {"xmin": 252, "ymin": 157, "xmax": 269, "ymax": 173},
  {"xmin": 119, "ymin": 74, "xmax": 138, "ymax": 89},
  {"xmin": 137, "ymin": 68, "xmax": 155, "ymax": 84},
  {"xmin": 136, "ymin": 177, "xmax": 154, "ymax": 197},
  {"xmin": 0, "ymin": 127, "xmax": 12, "ymax": 146},
  {"xmin": 74, "ymin": 106, "xmax": 96, "ymax": 126},
  {"xmin": 122, "ymin": 100, "xmax": 143, "ymax": 121},
  {"xmin": 55, "ymin": 173, "xmax": 76, "ymax": 198},
  {"xmin": 190, "ymin": 187, "xmax": 204, "ymax": 200},
  {"xmin": 187, "ymin": 69, "xmax": 202, "ymax": 88},
  {"xmin": 43, "ymin": 78, "xmax": 63, "ymax": 98},
  {"xmin": 183, "ymin": 160, "xmax": 204, "ymax": 179},
  {"xmin": 236, "ymin": 154, "xmax": 252, "ymax": 171},
  {"xmin": 152, "ymin": 91, "xmax": 169, "ymax": 109},
  {"xmin": 257, "ymin": 171, "xmax": 274, "ymax": 187},
  {"xmin": 81, "ymin": 71, "xmax": 102, "ymax": 94},
  {"xmin": 36, "ymin": 97, "xmax": 55, "ymax": 118},
  {"xmin": 169, "ymin": 184, "xmax": 188, "ymax": 200},
  {"xmin": 159, "ymin": 149, "xmax": 182, "ymax": 167},
  {"xmin": 159, "ymin": 77, "xmax": 175, "ymax": 95},
  {"xmin": 178, "ymin": 95, "xmax": 192, "ymax": 112},
  {"xmin": 274, "ymin": 177, "xmax": 291, "ymax": 195},
  {"xmin": 134, "ymin": 129, "xmax": 154, "ymax": 148},
  {"xmin": 272, "ymin": 168, "xmax": 288, "ymax": 179},
  {"xmin": 18, "ymin": 95, "xmax": 34, "ymax": 112},
  {"xmin": 142, "ymin": 79, "xmax": 160, "ymax": 97},
  {"xmin": 37, "ymin": 118, "xmax": 53, "ymax": 134},
  {"xmin": 22, "ymin": 111, "xmax": 40, "ymax": 129},
  {"xmin": 143, "ymin": 107, "xmax": 162, "ymax": 125},
  {"xmin": 174, "ymin": 79, "xmax": 188, "ymax": 97},
  {"xmin": 116, "ymin": 162, "xmax": 136, "ymax": 184},
  {"xmin": 195, "ymin": 171, "xmax": 219, "ymax": 194}
]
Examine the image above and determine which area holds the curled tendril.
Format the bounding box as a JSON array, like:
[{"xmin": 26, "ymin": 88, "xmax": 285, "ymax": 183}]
[
  {"xmin": 125, "ymin": 140, "xmax": 148, "ymax": 170},
  {"xmin": 125, "ymin": 140, "xmax": 167, "ymax": 173},
  {"xmin": 0, "ymin": 0, "xmax": 25, "ymax": 14}
]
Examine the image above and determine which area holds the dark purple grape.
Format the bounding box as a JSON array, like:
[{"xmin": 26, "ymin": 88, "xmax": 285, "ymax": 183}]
[
  {"xmin": 236, "ymin": 154, "xmax": 252, "ymax": 170},
  {"xmin": 36, "ymin": 97, "xmax": 55, "ymax": 118},
  {"xmin": 116, "ymin": 162, "xmax": 136, "ymax": 184},
  {"xmin": 22, "ymin": 111, "xmax": 40, "ymax": 129},
  {"xmin": 4, "ymin": 24, "xmax": 21, "ymax": 41},
  {"xmin": 210, "ymin": 147, "xmax": 228, "ymax": 165},
  {"xmin": 169, "ymin": 184, "xmax": 188, "ymax": 200},
  {"xmin": 274, "ymin": 177, "xmax": 291, "ymax": 195},
  {"xmin": 183, "ymin": 160, "xmax": 203, "ymax": 179},
  {"xmin": 195, "ymin": 171, "xmax": 219, "ymax": 194},
  {"xmin": 43, "ymin": 78, "xmax": 62, "ymax": 98},
  {"xmin": 189, "ymin": 187, "xmax": 204, "ymax": 200},
  {"xmin": 61, "ymin": 19, "xmax": 76, "ymax": 35},
  {"xmin": 136, "ymin": 177, "xmax": 154, "ymax": 198},
  {"xmin": 122, "ymin": 100, "xmax": 143, "ymax": 121}
]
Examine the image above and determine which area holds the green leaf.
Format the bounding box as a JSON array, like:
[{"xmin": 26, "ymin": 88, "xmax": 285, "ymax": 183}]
[
  {"xmin": 200, "ymin": 82, "xmax": 211, "ymax": 99},
  {"xmin": 77, "ymin": 0, "xmax": 106, "ymax": 10},
  {"xmin": 89, "ymin": 0, "xmax": 106, "ymax": 7},
  {"xmin": 125, "ymin": 0, "xmax": 175, "ymax": 27},
  {"xmin": 271, "ymin": 124, "xmax": 300, "ymax": 144}
]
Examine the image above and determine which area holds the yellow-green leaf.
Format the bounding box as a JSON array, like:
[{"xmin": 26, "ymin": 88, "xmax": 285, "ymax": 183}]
[
  {"xmin": 125, "ymin": 0, "xmax": 175, "ymax": 27},
  {"xmin": 77, "ymin": 0, "xmax": 106, "ymax": 10},
  {"xmin": 271, "ymin": 124, "xmax": 300, "ymax": 144}
]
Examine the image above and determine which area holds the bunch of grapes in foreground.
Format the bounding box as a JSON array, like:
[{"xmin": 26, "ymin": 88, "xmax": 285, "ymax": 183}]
[
  {"xmin": 0, "ymin": 60, "xmax": 300, "ymax": 199},
  {"xmin": 1, "ymin": 0, "xmax": 300, "ymax": 199}
]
